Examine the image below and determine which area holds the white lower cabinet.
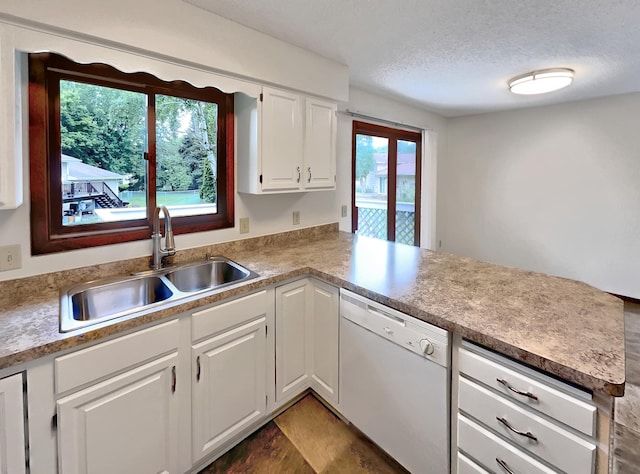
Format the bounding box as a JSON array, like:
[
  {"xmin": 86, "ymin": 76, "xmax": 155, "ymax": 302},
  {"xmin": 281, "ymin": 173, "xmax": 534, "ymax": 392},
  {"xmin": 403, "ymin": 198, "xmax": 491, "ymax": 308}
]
[
  {"xmin": 0, "ymin": 372, "xmax": 27, "ymax": 474},
  {"xmin": 55, "ymin": 319, "xmax": 181, "ymax": 474},
  {"xmin": 308, "ymin": 279, "xmax": 339, "ymax": 405},
  {"xmin": 454, "ymin": 339, "xmax": 598, "ymax": 474},
  {"xmin": 275, "ymin": 278, "xmax": 339, "ymax": 407},
  {"xmin": 191, "ymin": 290, "xmax": 269, "ymax": 464},
  {"xmin": 57, "ymin": 354, "xmax": 179, "ymax": 474},
  {"xmin": 275, "ymin": 279, "xmax": 312, "ymax": 403}
]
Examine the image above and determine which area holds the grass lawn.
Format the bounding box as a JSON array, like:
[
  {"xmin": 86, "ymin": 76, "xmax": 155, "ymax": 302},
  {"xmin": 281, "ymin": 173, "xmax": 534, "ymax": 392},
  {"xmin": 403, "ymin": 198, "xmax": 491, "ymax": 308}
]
[{"xmin": 120, "ymin": 190, "xmax": 207, "ymax": 208}]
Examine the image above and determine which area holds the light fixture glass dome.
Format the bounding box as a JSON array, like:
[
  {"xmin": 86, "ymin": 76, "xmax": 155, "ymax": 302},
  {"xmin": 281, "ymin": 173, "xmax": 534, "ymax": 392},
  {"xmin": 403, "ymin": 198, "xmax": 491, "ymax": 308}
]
[{"xmin": 509, "ymin": 68, "xmax": 574, "ymax": 95}]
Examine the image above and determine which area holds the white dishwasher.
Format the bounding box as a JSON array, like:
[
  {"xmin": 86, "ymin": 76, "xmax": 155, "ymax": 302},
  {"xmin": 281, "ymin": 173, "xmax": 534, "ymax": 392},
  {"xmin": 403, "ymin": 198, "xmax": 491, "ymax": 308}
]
[{"xmin": 340, "ymin": 289, "xmax": 450, "ymax": 474}]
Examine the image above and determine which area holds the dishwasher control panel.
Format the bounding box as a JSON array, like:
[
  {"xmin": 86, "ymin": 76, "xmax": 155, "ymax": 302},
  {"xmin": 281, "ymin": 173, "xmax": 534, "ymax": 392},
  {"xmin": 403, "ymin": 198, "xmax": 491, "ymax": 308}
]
[{"xmin": 340, "ymin": 289, "xmax": 450, "ymax": 368}]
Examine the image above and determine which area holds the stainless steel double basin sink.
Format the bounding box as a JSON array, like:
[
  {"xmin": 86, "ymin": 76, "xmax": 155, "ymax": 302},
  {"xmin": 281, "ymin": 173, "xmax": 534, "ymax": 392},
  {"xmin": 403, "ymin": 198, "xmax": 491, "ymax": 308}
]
[{"xmin": 60, "ymin": 257, "xmax": 258, "ymax": 332}]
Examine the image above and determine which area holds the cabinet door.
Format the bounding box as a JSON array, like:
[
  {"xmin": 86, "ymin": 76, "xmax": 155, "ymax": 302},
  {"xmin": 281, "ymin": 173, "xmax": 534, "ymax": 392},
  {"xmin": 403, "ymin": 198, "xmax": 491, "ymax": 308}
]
[
  {"xmin": 309, "ymin": 279, "xmax": 340, "ymax": 405},
  {"xmin": 57, "ymin": 353, "xmax": 179, "ymax": 474},
  {"xmin": 192, "ymin": 317, "xmax": 266, "ymax": 462},
  {"xmin": 275, "ymin": 279, "xmax": 311, "ymax": 403},
  {"xmin": 261, "ymin": 87, "xmax": 303, "ymax": 191},
  {"xmin": 0, "ymin": 373, "xmax": 26, "ymax": 474},
  {"xmin": 303, "ymin": 98, "xmax": 337, "ymax": 190}
]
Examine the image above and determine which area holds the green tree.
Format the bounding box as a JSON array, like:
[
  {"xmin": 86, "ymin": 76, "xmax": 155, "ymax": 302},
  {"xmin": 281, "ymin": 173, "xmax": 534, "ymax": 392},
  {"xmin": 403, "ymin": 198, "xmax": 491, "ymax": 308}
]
[
  {"xmin": 178, "ymin": 134, "xmax": 206, "ymax": 190},
  {"xmin": 355, "ymin": 134, "xmax": 376, "ymax": 193},
  {"xmin": 60, "ymin": 80, "xmax": 146, "ymax": 185},
  {"xmin": 200, "ymin": 157, "xmax": 216, "ymax": 203}
]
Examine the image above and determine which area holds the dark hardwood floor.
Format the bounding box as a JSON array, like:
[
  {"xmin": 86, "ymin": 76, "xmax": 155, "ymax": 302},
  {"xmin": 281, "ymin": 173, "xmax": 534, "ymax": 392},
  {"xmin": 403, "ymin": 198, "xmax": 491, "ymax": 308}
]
[{"xmin": 199, "ymin": 395, "xmax": 406, "ymax": 474}]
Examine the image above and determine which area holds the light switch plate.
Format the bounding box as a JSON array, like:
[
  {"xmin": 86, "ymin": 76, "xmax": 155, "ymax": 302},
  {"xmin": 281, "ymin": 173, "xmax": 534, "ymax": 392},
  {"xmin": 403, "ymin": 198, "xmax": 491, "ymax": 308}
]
[
  {"xmin": 293, "ymin": 211, "xmax": 300, "ymax": 225},
  {"xmin": 0, "ymin": 244, "xmax": 21, "ymax": 271},
  {"xmin": 341, "ymin": 205, "xmax": 348, "ymax": 217},
  {"xmin": 239, "ymin": 217, "xmax": 250, "ymax": 234}
]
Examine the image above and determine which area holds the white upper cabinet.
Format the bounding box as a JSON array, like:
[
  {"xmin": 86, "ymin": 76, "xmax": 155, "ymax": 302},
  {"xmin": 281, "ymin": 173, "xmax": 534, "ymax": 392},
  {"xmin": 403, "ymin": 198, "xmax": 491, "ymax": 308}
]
[
  {"xmin": 237, "ymin": 87, "xmax": 337, "ymax": 194},
  {"xmin": 304, "ymin": 97, "xmax": 337, "ymax": 190},
  {"xmin": 0, "ymin": 33, "xmax": 24, "ymax": 209},
  {"xmin": 261, "ymin": 88, "xmax": 304, "ymax": 191}
]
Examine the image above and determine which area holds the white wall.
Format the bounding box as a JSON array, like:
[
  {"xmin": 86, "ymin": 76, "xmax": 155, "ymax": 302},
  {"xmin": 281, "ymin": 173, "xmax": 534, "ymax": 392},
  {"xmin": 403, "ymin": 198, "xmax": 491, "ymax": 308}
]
[
  {"xmin": 441, "ymin": 93, "xmax": 640, "ymax": 298},
  {"xmin": 0, "ymin": 1, "xmax": 349, "ymax": 281},
  {"xmin": 336, "ymin": 87, "xmax": 448, "ymax": 249},
  {"xmin": 0, "ymin": 0, "xmax": 348, "ymax": 101}
]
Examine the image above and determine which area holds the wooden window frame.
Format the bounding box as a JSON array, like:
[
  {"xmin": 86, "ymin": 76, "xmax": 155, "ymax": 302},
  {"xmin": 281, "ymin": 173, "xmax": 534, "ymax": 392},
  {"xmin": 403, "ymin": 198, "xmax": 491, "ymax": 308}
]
[
  {"xmin": 351, "ymin": 120, "xmax": 422, "ymax": 246},
  {"xmin": 29, "ymin": 53, "xmax": 234, "ymax": 255}
]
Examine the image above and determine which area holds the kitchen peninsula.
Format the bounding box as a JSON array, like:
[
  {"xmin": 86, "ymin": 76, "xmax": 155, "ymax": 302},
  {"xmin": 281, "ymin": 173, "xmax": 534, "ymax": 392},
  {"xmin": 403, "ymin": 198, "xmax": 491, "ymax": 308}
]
[
  {"xmin": 0, "ymin": 226, "xmax": 625, "ymax": 395},
  {"xmin": 0, "ymin": 225, "xmax": 625, "ymax": 473}
]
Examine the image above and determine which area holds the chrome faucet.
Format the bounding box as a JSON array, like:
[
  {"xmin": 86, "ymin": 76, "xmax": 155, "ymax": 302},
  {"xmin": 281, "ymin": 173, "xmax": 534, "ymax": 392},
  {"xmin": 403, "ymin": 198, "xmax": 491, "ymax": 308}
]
[{"xmin": 151, "ymin": 206, "xmax": 176, "ymax": 270}]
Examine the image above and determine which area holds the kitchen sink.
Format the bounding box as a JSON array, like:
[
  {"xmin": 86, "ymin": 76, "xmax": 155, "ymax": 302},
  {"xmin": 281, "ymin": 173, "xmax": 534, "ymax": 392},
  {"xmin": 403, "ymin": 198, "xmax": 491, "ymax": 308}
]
[
  {"xmin": 165, "ymin": 258, "xmax": 254, "ymax": 293},
  {"xmin": 60, "ymin": 257, "xmax": 258, "ymax": 332}
]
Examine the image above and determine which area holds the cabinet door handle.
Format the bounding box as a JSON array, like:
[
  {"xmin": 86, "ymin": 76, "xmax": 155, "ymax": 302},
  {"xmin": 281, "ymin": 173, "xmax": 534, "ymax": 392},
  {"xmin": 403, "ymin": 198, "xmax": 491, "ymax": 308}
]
[
  {"xmin": 171, "ymin": 366, "xmax": 177, "ymax": 394},
  {"xmin": 308, "ymin": 166, "xmax": 312, "ymax": 183},
  {"xmin": 497, "ymin": 378, "xmax": 538, "ymax": 401},
  {"xmin": 496, "ymin": 458, "xmax": 515, "ymax": 474},
  {"xmin": 496, "ymin": 416, "xmax": 538, "ymax": 442},
  {"xmin": 196, "ymin": 356, "xmax": 201, "ymax": 382},
  {"xmin": 297, "ymin": 166, "xmax": 301, "ymax": 183}
]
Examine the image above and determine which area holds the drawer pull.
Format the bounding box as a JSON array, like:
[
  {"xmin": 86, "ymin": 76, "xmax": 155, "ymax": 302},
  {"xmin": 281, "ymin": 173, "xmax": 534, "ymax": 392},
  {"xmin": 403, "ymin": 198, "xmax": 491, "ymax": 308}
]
[
  {"xmin": 497, "ymin": 378, "xmax": 538, "ymax": 401},
  {"xmin": 496, "ymin": 416, "xmax": 538, "ymax": 442},
  {"xmin": 196, "ymin": 356, "xmax": 201, "ymax": 382},
  {"xmin": 496, "ymin": 458, "xmax": 515, "ymax": 474}
]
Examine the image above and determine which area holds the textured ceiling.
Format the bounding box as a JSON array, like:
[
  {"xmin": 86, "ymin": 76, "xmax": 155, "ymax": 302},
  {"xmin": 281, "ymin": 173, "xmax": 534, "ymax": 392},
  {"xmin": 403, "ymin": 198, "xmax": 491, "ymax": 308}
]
[{"xmin": 184, "ymin": 0, "xmax": 640, "ymax": 117}]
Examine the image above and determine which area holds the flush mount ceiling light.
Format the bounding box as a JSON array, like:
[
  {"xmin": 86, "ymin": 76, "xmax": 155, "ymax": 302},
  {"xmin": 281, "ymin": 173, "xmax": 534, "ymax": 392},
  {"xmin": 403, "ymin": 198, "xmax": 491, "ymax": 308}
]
[{"xmin": 508, "ymin": 68, "xmax": 575, "ymax": 95}]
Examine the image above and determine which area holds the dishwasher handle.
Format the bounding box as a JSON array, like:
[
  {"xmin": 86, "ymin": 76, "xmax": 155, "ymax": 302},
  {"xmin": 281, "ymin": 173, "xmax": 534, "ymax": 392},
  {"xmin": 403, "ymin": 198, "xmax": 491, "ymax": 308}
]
[{"xmin": 367, "ymin": 306, "xmax": 406, "ymax": 326}]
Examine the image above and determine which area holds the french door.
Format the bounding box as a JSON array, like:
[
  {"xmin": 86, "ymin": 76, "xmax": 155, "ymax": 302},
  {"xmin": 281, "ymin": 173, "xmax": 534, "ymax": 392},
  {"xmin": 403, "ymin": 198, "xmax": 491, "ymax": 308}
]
[{"xmin": 352, "ymin": 121, "xmax": 422, "ymax": 246}]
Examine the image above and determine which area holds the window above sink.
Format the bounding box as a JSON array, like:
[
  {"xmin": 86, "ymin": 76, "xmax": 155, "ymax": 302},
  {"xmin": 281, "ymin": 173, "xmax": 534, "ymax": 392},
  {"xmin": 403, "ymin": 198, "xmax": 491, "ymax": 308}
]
[{"xmin": 29, "ymin": 52, "xmax": 235, "ymax": 255}]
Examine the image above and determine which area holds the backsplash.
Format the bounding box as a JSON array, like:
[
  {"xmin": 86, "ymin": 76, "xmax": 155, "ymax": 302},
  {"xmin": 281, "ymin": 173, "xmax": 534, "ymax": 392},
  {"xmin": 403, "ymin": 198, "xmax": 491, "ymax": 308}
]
[{"xmin": 0, "ymin": 223, "xmax": 338, "ymax": 307}]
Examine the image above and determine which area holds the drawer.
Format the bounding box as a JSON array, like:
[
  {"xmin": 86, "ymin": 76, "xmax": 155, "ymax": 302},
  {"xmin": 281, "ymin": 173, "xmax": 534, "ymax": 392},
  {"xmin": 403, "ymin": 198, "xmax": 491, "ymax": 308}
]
[
  {"xmin": 458, "ymin": 414, "xmax": 556, "ymax": 474},
  {"xmin": 55, "ymin": 319, "xmax": 179, "ymax": 394},
  {"xmin": 459, "ymin": 377, "xmax": 595, "ymax": 474},
  {"xmin": 192, "ymin": 290, "xmax": 267, "ymax": 341},
  {"xmin": 457, "ymin": 452, "xmax": 489, "ymax": 474},
  {"xmin": 459, "ymin": 346, "xmax": 596, "ymax": 436}
]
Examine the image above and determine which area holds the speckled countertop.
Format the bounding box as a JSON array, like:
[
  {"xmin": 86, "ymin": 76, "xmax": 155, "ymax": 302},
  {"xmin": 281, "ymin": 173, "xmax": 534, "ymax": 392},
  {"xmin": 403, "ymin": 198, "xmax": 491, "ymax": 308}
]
[{"xmin": 0, "ymin": 225, "xmax": 625, "ymax": 396}]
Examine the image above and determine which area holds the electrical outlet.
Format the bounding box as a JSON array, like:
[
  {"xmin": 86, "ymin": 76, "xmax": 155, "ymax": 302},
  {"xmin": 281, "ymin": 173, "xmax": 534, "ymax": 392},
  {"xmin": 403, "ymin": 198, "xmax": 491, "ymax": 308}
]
[
  {"xmin": 239, "ymin": 217, "xmax": 250, "ymax": 234},
  {"xmin": 292, "ymin": 211, "xmax": 300, "ymax": 225},
  {"xmin": 0, "ymin": 244, "xmax": 21, "ymax": 271},
  {"xmin": 341, "ymin": 205, "xmax": 348, "ymax": 218}
]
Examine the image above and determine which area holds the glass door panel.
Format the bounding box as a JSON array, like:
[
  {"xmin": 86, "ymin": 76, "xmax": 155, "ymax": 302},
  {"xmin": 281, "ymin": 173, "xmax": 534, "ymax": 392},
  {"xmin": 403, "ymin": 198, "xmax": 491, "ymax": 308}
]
[
  {"xmin": 354, "ymin": 134, "xmax": 388, "ymax": 240},
  {"xmin": 395, "ymin": 140, "xmax": 417, "ymax": 245}
]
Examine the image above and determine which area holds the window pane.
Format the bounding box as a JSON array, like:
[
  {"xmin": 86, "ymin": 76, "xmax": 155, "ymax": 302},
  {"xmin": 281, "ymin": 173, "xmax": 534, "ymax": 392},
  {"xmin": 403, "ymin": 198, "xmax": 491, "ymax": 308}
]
[
  {"xmin": 355, "ymin": 134, "xmax": 388, "ymax": 241},
  {"xmin": 395, "ymin": 140, "xmax": 417, "ymax": 245},
  {"xmin": 155, "ymin": 95, "xmax": 218, "ymax": 217},
  {"xmin": 60, "ymin": 80, "xmax": 146, "ymax": 226}
]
